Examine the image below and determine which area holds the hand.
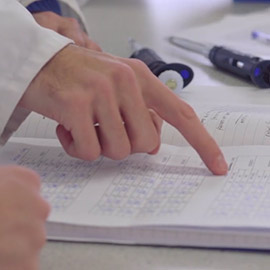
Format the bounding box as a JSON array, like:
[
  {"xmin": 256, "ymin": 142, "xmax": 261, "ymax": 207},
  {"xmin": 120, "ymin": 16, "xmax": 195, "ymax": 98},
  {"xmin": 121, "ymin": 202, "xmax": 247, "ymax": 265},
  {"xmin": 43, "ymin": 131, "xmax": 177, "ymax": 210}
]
[
  {"xmin": 20, "ymin": 44, "xmax": 228, "ymax": 175},
  {"xmin": 32, "ymin": 11, "xmax": 101, "ymax": 51},
  {"xmin": 0, "ymin": 166, "xmax": 50, "ymax": 270}
]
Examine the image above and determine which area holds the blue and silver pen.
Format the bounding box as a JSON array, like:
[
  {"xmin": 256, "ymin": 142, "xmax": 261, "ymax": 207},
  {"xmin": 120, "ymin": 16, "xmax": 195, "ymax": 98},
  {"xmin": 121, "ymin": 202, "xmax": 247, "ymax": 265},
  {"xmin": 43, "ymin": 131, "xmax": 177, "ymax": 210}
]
[
  {"xmin": 168, "ymin": 36, "xmax": 270, "ymax": 88},
  {"xmin": 129, "ymin": 38, "xmax": 194, "ymax": 96},
  {"xmin": 251, "ymin": 30, "xmax": 270, "ymax": 45}
]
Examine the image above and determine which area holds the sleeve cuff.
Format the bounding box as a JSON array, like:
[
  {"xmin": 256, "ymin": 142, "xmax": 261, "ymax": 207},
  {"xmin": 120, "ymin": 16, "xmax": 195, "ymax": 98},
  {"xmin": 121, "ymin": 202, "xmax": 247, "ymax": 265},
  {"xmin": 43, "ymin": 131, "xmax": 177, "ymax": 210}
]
[
  {"xmin": 0, "ymin": 107, "xmax": 30, "ymax": 145},
  {"xmin": 26, "ymin": 0, "xmax": 62, "ymax": 15}
]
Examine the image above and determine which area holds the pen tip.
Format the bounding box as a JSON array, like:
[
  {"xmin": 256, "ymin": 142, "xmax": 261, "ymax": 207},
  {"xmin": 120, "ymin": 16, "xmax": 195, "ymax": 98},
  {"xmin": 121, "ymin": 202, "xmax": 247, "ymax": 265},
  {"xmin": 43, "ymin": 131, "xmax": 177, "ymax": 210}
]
[{"xmin": 251, "ymin": 31, "xmax": 258, "ymax": 39}]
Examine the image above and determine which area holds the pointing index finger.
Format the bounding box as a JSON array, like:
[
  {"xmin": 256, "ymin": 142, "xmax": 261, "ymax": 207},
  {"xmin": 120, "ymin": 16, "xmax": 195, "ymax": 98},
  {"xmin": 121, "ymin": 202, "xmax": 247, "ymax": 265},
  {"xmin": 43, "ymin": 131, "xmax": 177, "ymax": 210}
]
[{"xmin": 145, "ymin": 79, "xmax": 228, "ymax": 175}]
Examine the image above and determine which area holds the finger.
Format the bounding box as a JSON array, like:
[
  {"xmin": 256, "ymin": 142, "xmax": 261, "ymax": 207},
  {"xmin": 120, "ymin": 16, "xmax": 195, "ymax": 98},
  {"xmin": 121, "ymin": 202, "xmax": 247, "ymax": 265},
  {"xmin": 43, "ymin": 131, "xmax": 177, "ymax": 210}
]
[
  {"xmin": 82, "ymin": 32, "xmax": 102, "ymax": 51},
  {"xmin": 28, "ymin": 221, "xmax": 47, "ymax": 250},
  {"xmin": 148, "ymin": 109, "xmax": 163, "ymax": 155},
  {"xmin": 144, "ymin": 79, "xmax": 228, "ymax": 175},
  {"xmin": 148, "ymin": 109, "xmax": 163, "ymax": 135},
  {"xmin": 37, "ymin": 197, "xmax": 51, "ymax": 220},
  {"xmin": 32, "ymin": 11, "xmax": 60, "ymax": 32},
  {"xmin": 60, "ymin": 28, "xmax": 86, "ymax": 47},
  {"xmin": 93, "ymin": 87, "xmax": 131, "ymax": 160},
  {"xmin": 6, "ymin": 234, "xmax": 41, "ymax": 270},
  {"xmin": 56, "ymin": 114, "xmax": 101, "ymax": 161},
  {"xmin": 8, "ymin": 166, "xmax": 41, "ymax": 191},
  {"xmin": 22, "ymin": 258, "xmax": 39, "ymax": 270},
  {"xmin": 59, "ymin": 17, "xmax": 86, "ymax": 47},
  {"xmin": 120, "ymin": 58, "xmax": 227, "ymax": 174},
  {"xmin": 117, "ymin": 70, "xmax": 160, "ymax": 154}
]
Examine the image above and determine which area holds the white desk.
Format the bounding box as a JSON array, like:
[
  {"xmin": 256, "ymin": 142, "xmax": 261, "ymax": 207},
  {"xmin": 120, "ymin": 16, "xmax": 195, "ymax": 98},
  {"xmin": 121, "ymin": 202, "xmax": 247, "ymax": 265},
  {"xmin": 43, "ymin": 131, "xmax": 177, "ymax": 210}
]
[{"xmin": 40, "ymin": 1, "xmax": 270, "ymax": 269}]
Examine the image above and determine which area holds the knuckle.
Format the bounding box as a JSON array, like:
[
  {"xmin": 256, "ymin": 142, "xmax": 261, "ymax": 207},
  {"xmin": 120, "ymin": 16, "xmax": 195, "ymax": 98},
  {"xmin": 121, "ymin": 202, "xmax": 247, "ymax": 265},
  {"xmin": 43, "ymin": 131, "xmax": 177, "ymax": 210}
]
[
  {"xmin": 110, "ymin": 62, "xmax": 137, "ymax": 87},
  {"xmin": 103, "ymin": 143, "xmax": 131, "ymax": 160},
  {"xmin": 96, "ymin": 79, "xmax": 115, "ymax": 100},
  {"xmin": 66, "ymin": 17, "xmax": 80, "ymax": 28},
  {"xmin": 72, "ymin": 34, "xmax": 85, "ymax": 47},
  {"xmin": 76, "ymin": 38, "xmax": 85, "ymax": 47},
  {"xmin": 123, "ymin": 58, "xmax": 155, "ymax": 90},
  {"xmin": 70, "ymin": 95, "xmax": 89, "ymax": 110},
  {"xmin": 92, "ymin": 43, "xmax": 102, "ymax": 52},
  {"xmin": 131, "ymin": 133, "xmax": 159, "ymax": 154},
  {"xmin": 129, "ymin": 58, "xmax": 148, "ymax": 70},
  {"xmin": 178, "ymin": 102, "xmax": 197, "ymax": 121},
  {"xmin": 83, "ymin": 149, "xmax": 101, "ymax": 161},
  {"xmin": 69, "ymin": 146, "xmax": 101, "ymax": 162},
  {"xmin": 57, "ymin": 92, "xmax": 91, "ymax": 115},
  {"xmin": 71, "ymin": 36, "xmax": 83, "ymax": 46},
  {"xmin": 127, "ymin": 58, "xmax": 152, "ymax": 77},
  {"xmin": 93, "ymin": 78, "xmax": 121, "ymax": 108}
]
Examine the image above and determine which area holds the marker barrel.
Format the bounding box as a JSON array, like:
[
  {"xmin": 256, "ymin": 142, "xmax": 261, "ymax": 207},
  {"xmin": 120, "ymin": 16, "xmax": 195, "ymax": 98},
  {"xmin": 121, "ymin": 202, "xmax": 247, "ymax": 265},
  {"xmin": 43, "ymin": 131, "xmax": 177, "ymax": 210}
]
[
  {"xmin": 130, "ymin": 48, "xmax": 194, "ymax": 89},
  {"xmin": 209, "ymin": 46, "xmax": 270, "ymax": 88}
]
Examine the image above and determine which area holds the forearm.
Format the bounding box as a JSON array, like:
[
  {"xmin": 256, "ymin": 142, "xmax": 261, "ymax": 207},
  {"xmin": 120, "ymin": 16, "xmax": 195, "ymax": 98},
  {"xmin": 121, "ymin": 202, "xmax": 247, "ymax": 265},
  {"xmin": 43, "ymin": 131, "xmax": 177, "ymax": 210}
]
[{"xmin": 0, "ymin": 0, "xmax": 73, "ymax": 144}]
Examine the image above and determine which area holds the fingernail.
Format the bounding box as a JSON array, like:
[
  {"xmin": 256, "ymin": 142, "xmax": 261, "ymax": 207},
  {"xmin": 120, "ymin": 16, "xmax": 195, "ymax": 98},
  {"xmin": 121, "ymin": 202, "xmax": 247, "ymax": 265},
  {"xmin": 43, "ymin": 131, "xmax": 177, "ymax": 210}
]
[{"xmin": 215, "ymin": 154, "xmax": 228, "ymax": 175}]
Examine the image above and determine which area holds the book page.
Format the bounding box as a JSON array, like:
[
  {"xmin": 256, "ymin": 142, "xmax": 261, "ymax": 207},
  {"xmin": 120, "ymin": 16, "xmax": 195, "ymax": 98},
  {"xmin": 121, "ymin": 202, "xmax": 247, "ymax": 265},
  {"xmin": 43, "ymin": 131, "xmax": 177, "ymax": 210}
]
[
  {"xmin": 161, "ymin": 103, "xmax": 270, "ymax": 147},
  {"xmin": 2, "ymin": 140, "xmax": 270, "ymax": 229},
  {"xmin": 13, "ymin": 112, "xmax": 58, "ymax": 139},
  {"xmin": 14, "ymin": 102, "xmax": 270, "ymax": 149}
]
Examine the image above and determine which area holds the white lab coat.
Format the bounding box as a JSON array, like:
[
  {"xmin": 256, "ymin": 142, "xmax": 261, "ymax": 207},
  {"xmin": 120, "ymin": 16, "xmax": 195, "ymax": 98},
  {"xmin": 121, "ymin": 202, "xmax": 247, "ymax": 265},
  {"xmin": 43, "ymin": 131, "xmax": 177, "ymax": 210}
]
[{"xmin": 0, "ymin": 0, "xmax": 85, "ymax": 144}]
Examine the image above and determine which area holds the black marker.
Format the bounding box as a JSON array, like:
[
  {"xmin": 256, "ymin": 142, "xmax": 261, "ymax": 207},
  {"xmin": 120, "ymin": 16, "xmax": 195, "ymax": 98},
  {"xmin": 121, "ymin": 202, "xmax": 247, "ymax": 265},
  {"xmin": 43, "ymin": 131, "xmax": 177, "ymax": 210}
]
[
  {"xmin": 168, "ymin": 36, "xmax": 270, "ymax": 88},
  {"xmin": 129, "ymin": 38, "xmax": 194, "ymax": 96}
]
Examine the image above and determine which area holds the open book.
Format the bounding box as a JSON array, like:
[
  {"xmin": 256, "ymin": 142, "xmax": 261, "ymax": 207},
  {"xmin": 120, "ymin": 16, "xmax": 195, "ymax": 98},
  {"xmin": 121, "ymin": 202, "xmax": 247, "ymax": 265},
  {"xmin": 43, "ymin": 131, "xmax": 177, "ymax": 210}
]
[
  {"xmin": 13, "ymin": 101, "xmax": 270, "ymax": 147},
  {"xmin": 2, "ymin": 101, "xmax": 270, "ymax": 250}
]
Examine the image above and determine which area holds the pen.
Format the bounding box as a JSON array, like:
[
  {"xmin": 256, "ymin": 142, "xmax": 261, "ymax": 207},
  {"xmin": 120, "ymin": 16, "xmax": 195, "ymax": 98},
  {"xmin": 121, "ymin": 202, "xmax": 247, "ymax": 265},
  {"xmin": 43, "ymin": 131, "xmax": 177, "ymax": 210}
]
[
  {"xmin": 168, "ymin": 36, "xmax": 270, "ymax": 88},
  {"xmin": 129, "ymin": 38, "xmax": 194, "ymax": 96},
  {"xmin": 251, "ymin": 30, "xmax": 270, "ymax": 44}
]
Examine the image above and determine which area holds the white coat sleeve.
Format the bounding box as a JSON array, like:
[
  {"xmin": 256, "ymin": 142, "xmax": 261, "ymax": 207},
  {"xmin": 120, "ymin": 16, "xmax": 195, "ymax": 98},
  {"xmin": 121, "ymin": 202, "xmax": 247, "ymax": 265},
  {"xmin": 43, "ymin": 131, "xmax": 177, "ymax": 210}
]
[
  {"xmin": 19, "ymin": 0, "xmax": 89, "ymax": 32},
  {"xmin": 0, "ymin": 0, "xmax": 73, "ymax": 145}
]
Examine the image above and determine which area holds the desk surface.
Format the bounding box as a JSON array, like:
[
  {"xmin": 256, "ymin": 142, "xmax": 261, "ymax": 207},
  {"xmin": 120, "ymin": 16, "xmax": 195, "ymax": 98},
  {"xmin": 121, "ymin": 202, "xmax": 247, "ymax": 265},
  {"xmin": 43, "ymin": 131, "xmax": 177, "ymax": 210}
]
[{"xmin": 40, "ymin": 1, "xmax": 270, "ymax": 269}]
